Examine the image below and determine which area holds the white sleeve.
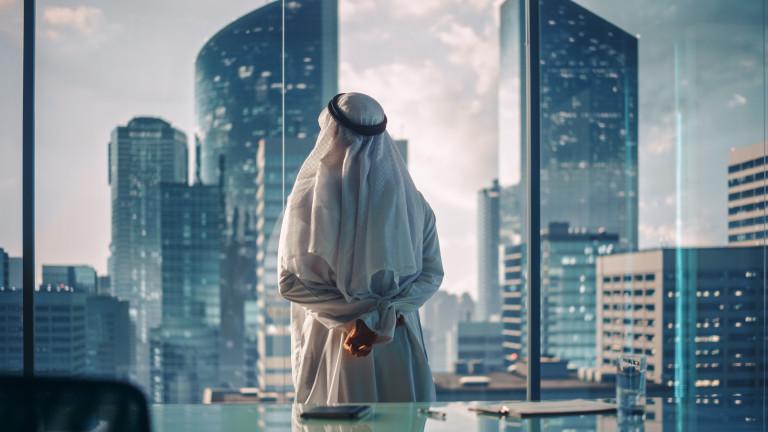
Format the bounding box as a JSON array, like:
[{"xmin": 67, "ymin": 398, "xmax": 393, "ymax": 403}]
[
  {"xmin": 357, "ymin": 205, "xmax": 444, "ymax": 344},
  {"xmin": 279, "ymin": 204, "xmax": 443, "ymax": 342}
]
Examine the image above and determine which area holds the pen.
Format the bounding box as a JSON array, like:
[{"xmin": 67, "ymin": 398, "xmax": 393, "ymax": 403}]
[{"xmin": 417, "ymin": 408, "xmax": 447, "ymax": 421}]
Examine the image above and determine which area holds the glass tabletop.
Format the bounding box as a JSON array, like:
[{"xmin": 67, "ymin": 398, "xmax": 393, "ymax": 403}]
[{"xmin": 151, "ymin": 398, "xmax": 765, "ymax": 431}]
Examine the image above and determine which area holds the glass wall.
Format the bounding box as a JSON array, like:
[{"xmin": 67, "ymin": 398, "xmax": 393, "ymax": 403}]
[
  {"xmin": 508, "ymin": 0, "xmax": 766, "ymax": 426},
  {"xmin": 32, "ymin": 0, "xmax": 286, "ymax": 402},
  {"xmin": 17, "ymin": 0, "xmax": 768, "ymax": 418},
  {"xmin": 0, "ymin": 0, "xmax": 23, "ymax": 376}
]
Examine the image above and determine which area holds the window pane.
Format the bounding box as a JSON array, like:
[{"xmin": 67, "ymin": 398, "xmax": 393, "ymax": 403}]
[
  {"xmin": 530, "ymin": 0, "xmax": 767, "ymax": 425},
  {"xmin": 35, "ymin": 0, "xmax": 284, "ymax": 403},
  {"xmin": 0, "ymin": 0, "xmax": 23, "ymax": 375}
]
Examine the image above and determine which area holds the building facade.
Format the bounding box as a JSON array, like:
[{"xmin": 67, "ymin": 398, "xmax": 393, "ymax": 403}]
[
  {"xmin": 596, "ymin": 247, "xmax": 765, "ymax": 405},
  {"xmin": 541, "ymin": 222, "xmax": 618, "ymax": 368},
  {"xmin": 0, "ymin": 248, "xmax": 8, "ymax": 289},
  {"xmin": 421, "ymin": 291, "xmax": 475, "ymax": 372},
  {"xmin": 195, "ymin": 0, "xmax": 338, "ymax": 394},
  {"xmin": 727, "ymin": 142, "xmax": 767, "ymax": 245},
  {"xmin": 9, "ymin": 257, "xmax": 22, "ymax": 290},
  {"xmin": 501, "ymin": 244, "xmax": 525, "ymax": 368},
  {"xmin": 108, "ymin": 116, "xmax": 188, "ymax": 387},
  {"xmin": 477, "ymin": 179, "xmax": 502, "ymax": 320},
  {"xmin": 499, "ymin": 0, "xmax": 639, "ymax": 251},
  {"xmin": 455, "ymin": 321, "xmax": 505, "ymax": 375},
  {"xmin": 42, "ymin": 265, "xmax": 98, "ymax": 294},
  {"xmin": 255, "ymin": 137, "xmax": 315, "ymax": 395},
  {"xmin": 85, "ymin": 295, "xmax": 133, "ymax": 379}
]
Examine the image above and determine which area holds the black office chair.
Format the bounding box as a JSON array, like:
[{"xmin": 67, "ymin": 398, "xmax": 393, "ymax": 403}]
[{"xmin": 0, "ymin": 375, "xmax": 150, "ymax": 432}]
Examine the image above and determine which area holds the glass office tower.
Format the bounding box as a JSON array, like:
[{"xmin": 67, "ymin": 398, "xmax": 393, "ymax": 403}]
[
  {"xmin": 477, "ymin": 179, "xmax": 502, "ymax": 319},
  {"xmin": 499, "ymin": 0, "xmax": 639, "ymax": 251},
  {"xmin": 541, "ymin": 222, "xmax": 618, "ymax": 368},
  {"xmin": 41, "ymin": 265, "xmax": 98, "ymax": 294},
  {"xmin": 195, "ymin": 0, "xmax": 337, "ymax": 394},
  {"xmin": 108, "ymin": 117, "xmax": 188, "ymax": 387},
  {"xmin": 159, "ymin": 183, "xmax": 224, "ymax": 329}
]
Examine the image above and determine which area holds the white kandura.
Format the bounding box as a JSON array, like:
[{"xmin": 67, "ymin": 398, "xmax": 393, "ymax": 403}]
[{"xmin": 277, "ymin": 92, "xmax": 444, "ymax": 404}]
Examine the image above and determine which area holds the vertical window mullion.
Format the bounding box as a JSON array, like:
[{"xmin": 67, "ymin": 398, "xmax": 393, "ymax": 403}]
[
  {"xmin": 524, "ymin": 0, "xmax": 541, "ymax": 402},
  {"xmin": 22, "ymin": 0, "xmax": 35, "ymax": 377}
]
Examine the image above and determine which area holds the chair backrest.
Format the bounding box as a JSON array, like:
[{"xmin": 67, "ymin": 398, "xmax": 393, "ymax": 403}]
[{"xmin": 0, "ymin": 375, "xmax": 151, "ymax": 432}]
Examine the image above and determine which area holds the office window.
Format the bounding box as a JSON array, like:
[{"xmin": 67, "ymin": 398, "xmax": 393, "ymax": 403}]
[
  {"xmin": 4, "ymin": 0, "xmax": 765, "ymax": 420},
  {"xmin": 0, "ymin": 0, "xmax": 23, "ymax": 375}
]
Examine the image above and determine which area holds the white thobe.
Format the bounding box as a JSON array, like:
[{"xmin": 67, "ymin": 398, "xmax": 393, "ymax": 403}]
[{"xmin": 279, "ymin": 197, "xmax": 443, "ymax": 404}]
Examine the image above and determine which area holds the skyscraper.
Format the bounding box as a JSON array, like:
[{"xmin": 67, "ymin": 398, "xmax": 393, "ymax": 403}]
[
  {"xmin": 477, "ymin": 179, "xmax": 501, "ymax": 319},
  {"xmin": 159, "ymin": 182, "xmax": 224, "ymax": 328},
  {"xmin": 108, "ymin": 116, "xmax": 188, "ymax": 387},
  {"xmin": 500, "ymin": 243, "xmax": 525, "ymax": 368},
  {"xmin": 394, "ymin": 138, "xmax": 409, "ymax": 166},
  {"xmin": 145, "ymin": 158, "xmax": 226, "ymax": 403},
  {"xmin": 8, "ymin": 257, "xmax": 22, "ymax": 290},
  {"xmin": 540, "ymin": 222, "xmax": 617, "ymax": 368},
  {"xmin": 34, "ymin": 286, "xmax": 88, "ymax": 376},
  {"xmin": 41, "ymin": 265, "xmax": 98, "ymax": 294},
  {"xmin": 195, "ymin": 0, "xmax": 338, "ymax": 393},
  {"xmin": 499, "ymin": 0, "xmax": 639, "ymax": 251},
  {"xmin": 255, "ymin": 137, "xmax": 314, "ymax": 394},
  {"xmin": 596, "ymin": 247, "xmax": 764, "ymax": 410},
  {"xmin": 0, "ymin": 248, "xmax": 8, "ymax": 289},
  {"xmin": 85, "ymin": 295, "xmax": 132, "ymax": 379},
  {"xmin": 727, "ymin": 142, "xmax": 767, "ymax": 245}
]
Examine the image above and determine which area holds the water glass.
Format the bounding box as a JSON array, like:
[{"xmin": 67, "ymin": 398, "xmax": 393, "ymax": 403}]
[{"xmin": 616, "ymin": 354, "xmax": 646, "ymax": 413}]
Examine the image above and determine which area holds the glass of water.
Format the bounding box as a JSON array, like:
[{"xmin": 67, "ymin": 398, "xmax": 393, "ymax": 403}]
[{"xmin": 616, "ymin": 354, "xmax": 646, "ymax": 414}]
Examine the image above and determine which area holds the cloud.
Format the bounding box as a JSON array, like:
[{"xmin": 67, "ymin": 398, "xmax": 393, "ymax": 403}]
[
  {"xmin": 0, "ymin": 0, "xmax": 15, "ymax": 10},
  {"xmin": 432, "ymin": 16, "xmax": 498, "ymax": 94},
  {"xmin": 339, "ymin": 0, "xmax": 376, "ymax": 22},
  {"xmin": 341, "ymin": 59, "xmax": 497, "ymax": 298},
  {"xmin": 726, "ymin": 93, "xmax": 747, "ymax": 109},
  {"xmin": 42, "ymin": 6, "xmax": 102, "ymax": 39},
  {"xmin": 389, "ymin": 0, "xmax": 444, "ymax": 17}
]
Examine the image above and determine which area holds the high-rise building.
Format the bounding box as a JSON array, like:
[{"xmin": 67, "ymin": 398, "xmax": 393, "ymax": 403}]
[
  {"xmin": 0, "ymin": 284, "xmax": 131, "ymax": 378},
  {"xmin": 541, "ymin": 223, "xmax": 618, "ymax": 368},
  {"xmin": 108, "ymin": 116, "xmax": 188, "ymax": 387},
  {"xmin": 97, "ymin": 275, "xmax": 111, "ymax": 296},
  {"xmin": 500, "ymin": 223, "xmax": 617, "ymax": 370},
  {"xmin": 149, "ymin": 170, "xmax": 225, "ymax": 403},
  {"xmin": 149, "ymin": 324, "xmax": 219, "ymax": 404},
  {"xmin": 596, "ymin": 247, "xmax": 764, "ymax": 404},
  {"xmin": 85, "ymin": 295, "xmax": 132, "ymax": 379},
  {"xmin": 455, "ymin": 321, "xmax": 505, "ymax": 375},
  {"xmin": 0, "ymin": 287, "xmax": 22, "ymax": 372},
  {"xmin": 8, "ymin": 257, "xmax": 22, "ymax": 290},
  {"xmin": 255, "ymin": 137, "xmax": 314, "ymax": 394},
  {"xmin": 477, "ymin": 179, "xmax": 501, "ymax": 320},
  {"xmin": 0, "ymin": 248, "xmax": 8, "ymax": 289},
  {"xmin": 421, "ymin": 291, "xmax": 474, "ymax": 372},
  {"xmin": 159, "ymin": 182, "xmax": 224, "ymax": 328},
  {"xmin": 498, "ymin": 0, "xmax": 639, "ymax": 251},
  {"xmin": 394, "ymin": 138, "xmax": 408, "ymax": 166},
  {"xmin": 501, "ymin": 244, "xmax": 525, "ymax": 368},
  {"xmin": 195, "ymin": 0, "xmax": 338, "ymax": 393},
  {"xmin": 727, "ymin": 142, "xmax": 767, "ymax": 245},
  {"xmin": 34, "ymin": 287, "xmax": 88, "ymax": 376},
  {"xmin": 41, "ymin": 265, "xmax": 98, "ymax": 294}
]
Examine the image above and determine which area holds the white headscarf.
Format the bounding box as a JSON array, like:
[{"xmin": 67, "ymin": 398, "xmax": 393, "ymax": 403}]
[{"xmin": 278, "ymin": 92, "xmax": 425, "ymax": 303}]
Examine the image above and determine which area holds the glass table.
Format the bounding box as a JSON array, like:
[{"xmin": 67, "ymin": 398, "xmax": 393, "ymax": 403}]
[{"xmin": 151, "ymin": 398, "xmax": 765, "ymax": 431}]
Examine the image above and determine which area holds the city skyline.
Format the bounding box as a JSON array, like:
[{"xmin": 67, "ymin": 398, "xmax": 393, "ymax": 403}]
[{"xmin": 0, "ymin": 0, "xmax": 760, "ymax": 296}]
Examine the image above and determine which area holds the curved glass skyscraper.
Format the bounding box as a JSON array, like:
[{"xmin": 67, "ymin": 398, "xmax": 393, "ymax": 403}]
[{"xmin": 195, "ymin": 0, "xmax": 338, "ymax": 393}]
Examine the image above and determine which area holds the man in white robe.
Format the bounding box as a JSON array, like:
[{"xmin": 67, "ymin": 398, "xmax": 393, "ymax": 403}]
[{"xmin": 277, "ymin": 92, "xmax": 444, "ymax": 404}]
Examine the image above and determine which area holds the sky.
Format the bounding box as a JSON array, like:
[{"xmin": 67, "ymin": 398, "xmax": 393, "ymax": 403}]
[{"xmin": 0, "ymin": 0, "xmax": 765, "ymax": 298}]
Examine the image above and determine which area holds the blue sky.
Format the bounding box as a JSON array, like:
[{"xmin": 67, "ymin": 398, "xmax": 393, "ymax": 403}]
[{"xmin": 0, "ymin": 0, "xmax": 764, "ymax": 298}]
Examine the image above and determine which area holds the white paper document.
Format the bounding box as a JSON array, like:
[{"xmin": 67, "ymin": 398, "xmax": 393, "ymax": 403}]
[{"xmin": 470, "ymin": 399, "xmax": 617, "ymax": 418}]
